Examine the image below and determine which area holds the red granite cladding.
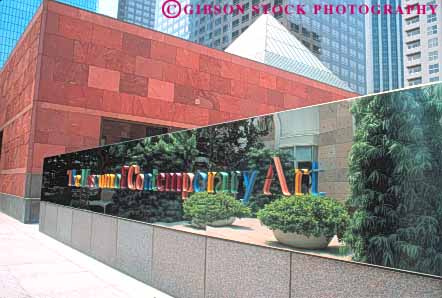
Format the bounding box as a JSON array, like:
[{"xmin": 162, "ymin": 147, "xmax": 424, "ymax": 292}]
[
  {"xmin": 0, "ymin": 11, "xmax": 42, "ymax": 196},
  {"xmin": 0, "ymin": 174, "xmax": 26, "ymax": 198}
]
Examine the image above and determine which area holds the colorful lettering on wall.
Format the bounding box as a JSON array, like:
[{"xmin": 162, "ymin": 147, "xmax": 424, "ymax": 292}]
[{"xmin": 66, "ymin": 157, "xmax": 323, "ymax": 203}]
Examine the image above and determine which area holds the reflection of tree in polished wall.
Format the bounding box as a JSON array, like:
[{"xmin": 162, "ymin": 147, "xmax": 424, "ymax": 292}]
[
  {"xmin": 345, "ymin": 83, "xmax": 442, "ymax": 276},
  {"xmin": 110, "ymin": 130, "xmax": 200, "ymax": 222}
]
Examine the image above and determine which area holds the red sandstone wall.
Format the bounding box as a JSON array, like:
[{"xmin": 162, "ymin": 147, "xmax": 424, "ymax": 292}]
[{"xmin": 0, "ymin": 11, "xmax": 43, "ymax": 196}]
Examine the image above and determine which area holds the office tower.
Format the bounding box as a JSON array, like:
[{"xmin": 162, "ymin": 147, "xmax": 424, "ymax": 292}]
[
  {"xmin": 366, "ymin": 0, "xmax": 404, "ymax": 93},
  {"xmin": 155, "ymin": 0, "xmax": 192, "ymax": 39},
  {"xmin": 155, "ymin": 0, "xmax": 367, "ymax": 94},
  {"xmin": 0, "ymin": 0, "xmax": 97, "ymax": 68},
  {"xmin": 402, "ymin": 0, "xmax": 441, "ymax": 86},
  {"xmin": 118, "ymin": 0, "xmax": 156, "ymax": 29}
]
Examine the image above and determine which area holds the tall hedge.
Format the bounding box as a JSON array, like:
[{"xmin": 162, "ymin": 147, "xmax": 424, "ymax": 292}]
[{"xmin": 345, "ymin": 84, "xmax": 442, "ymax": 275}]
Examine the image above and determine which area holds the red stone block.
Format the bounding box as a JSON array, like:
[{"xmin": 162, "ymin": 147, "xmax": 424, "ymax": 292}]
[
  {"xmin": 150, "ymin": 40, "xmax": 176, "ymax": 64},
  {"xmin": 148, "ymin": 79, "xmax": 174, "ymax": 102},
  {"xmin": 135, "ymin": 97, "xmax": 169, "ymax": 120},
  {"xmin": 88, "ymin": 66, "xmax": 120, "ymax": 92},
  {"xmin": 35, "ymin": 131, "xmax": 49, "ymax": 144},
  {"xmin": 45, "ymin": 12, "xmax": 59, "ymax": 35},
  {"xmin": 40, "ymin": 56, "xmax": 55, "ymax": 82},
  {"xmin": 120, "ymin": 92, "xmax": 134, "ymax": 115},
  {"xmin": 32, "ymin": 143, "xmax": 65, "ymax": 169},
  {"xmin": 189, "ymin": 71, "xmax": 210, "ymax": 91},
  {"xmin": 283, "ymin": 93, "xmax": 301, "ymax": 109},
  {"xmin": 92, "ymin": 25, "xmax": 123, "ymax": 49},
  {"xmin": 174, "ymin": 84, "xmax": 194, "ymax": 104},
  {"xmin": 84, "ymin": 87, "xmax": 104, "ymax": 110},
  {"xmin": 67, "ymin": 112, "xmax": 101, "ymax": 137},
  {"xmin": 84, "ymin": 43, "xmax": 107, "ymax": 68},
  {"xmin": 240, "ymin": 67, "xmax": 259, "ymax": 85},
  {"xmin": 259, "ymin": 72, "xmax": 277, "ymax": 89},
  {"xmin": 163, "ymin": 64, "xmax": 191, "ymax": 86},
  {"xmin": 43, "ymin": 34, "xmax": 74, "ymax": 60},
  {"xmin": 176, "ymin": 48, "xmax": 199, "ymax": 70},
  {"xmin": 290, "ymin": 81, "xmax": 309, "ymax": 99},
  {"xmin": 239, "ymin": 99, "xmax": 260, "ymax": 117},
  {"xmin": 35, "ymin": 108, "xmax": 66, "ymax": 132},
  {"xmin": 276, "ymin": 77, "xmax": 291, "ymax": 93},
  {"xmin": 73, "ymin": 40, "xmax": 88, "ymax": 64},
  {"xmin": 58, "ymin": 15, "xmax": 93, "ymax": 42},
  {"xmin": 230, "ymin": 80, "xmax": 247, "ymax": 99},
  {"xmin": 53, "ymin": 58, "xmax": 89, "ymax": 86},
  {"xmin": 172, "ymin": 103, "xmax": 209, "ymax": 126},
  {"xmin": 194, "ymin": 90, "xmax": 219, "ymax": 110},
  {"xmin": 210, "ymin": 75, "xmax": 231, "ymax": 95},
  {"xmin": 102, "ymin": 90, "xmax": 122, "ymax": 113},
  {"xmin": 135, "ymin": 56, "xmax": 163, "ymax": 80},
  {"xmin": 208, "ymin": 110, "xmax": 233, "ymax": 124},
  {"xmin": 119, "ymin": 73, "xmax": 148, "ymax": 97},
  {"xmin": 104, "ymin": 49, "xmax": 136, "ymax": 74},
  {"xmin": 218, "ymin": 94, "xmax": 240, "ymax": 114},
  {"xmin": 246, "ymin": 84, "xmax": 267, "ymax": 104},
  {"xmin": 199, "ymin": 55, "xmax": 222, "ymax": 76},
  {"xmin": 267, "ymin": 89, "xmax": 284, "ymax": 107},
  {"xmin": 122, "ymin": 33, "xmax": 151, "ymax": 58}
]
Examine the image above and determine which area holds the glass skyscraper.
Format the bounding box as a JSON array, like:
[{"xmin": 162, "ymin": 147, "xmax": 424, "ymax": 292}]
[
  {"xmin": 366, "ymin": 0, "xmax": 404, "ymax": 93},
  {"xmin": 155, "ymin": 0, "xmax": 367, "ymax": 94},
  {"xmin": 118, "ymin": 0, "xmax": 156, "ymax": 29},
  {"xmin": 0, "ymin": 0, "xmax": 97, "ymax": 68}
]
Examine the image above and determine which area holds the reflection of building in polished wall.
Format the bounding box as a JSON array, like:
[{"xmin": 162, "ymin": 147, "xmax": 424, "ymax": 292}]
[
  {"xmin": 402, "ymin": 0, "xmax": 441, "ymax": 86},
  {"xmin": 272, "ymin": 101, "xmax": 353, "ymax": 202}
]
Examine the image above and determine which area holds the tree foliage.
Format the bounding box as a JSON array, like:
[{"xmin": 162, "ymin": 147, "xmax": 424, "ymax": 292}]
[{"xmin": 345, "ymin": 84, "xmax": 442, "ymax": 275}]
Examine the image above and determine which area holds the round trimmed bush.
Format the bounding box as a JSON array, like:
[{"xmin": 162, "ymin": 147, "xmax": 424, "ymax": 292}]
[
  {"xmin": 257, "ymin": 195, "xmax": 348, "ymax": 240},
  {"xmin": 183, "ymin": 192, "xmax": 251, "ymax": 227}
]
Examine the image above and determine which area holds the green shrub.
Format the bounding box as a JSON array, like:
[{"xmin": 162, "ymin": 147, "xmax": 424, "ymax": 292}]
[
  {"xmin": 257, "ymin": 195, "xmax": 349, "ymax": 239},
  {"xmin": 183, "ymin": 192, "xmax": 251, "ymax": 227}
]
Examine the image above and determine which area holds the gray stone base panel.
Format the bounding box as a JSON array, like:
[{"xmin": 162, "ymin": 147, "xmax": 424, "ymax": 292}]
[
  {"xmin": 0, "ymin": 192, "xmax": 40, "ymax": 223},
  {"xmin": 40, "ymin": 202, "xmax": 442, "ymax": 298}
]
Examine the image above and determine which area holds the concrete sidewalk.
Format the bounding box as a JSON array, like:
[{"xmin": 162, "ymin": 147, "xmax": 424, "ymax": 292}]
[{"xmin": 0, "ymin": 212, "xmax": 173, "ymax": 298}]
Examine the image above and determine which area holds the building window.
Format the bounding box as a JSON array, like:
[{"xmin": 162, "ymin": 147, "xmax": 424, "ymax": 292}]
[
  {"xmin": 428, "ymin": 37, "xmax": 438, "ymax": 48},
  {"xmin": 407, "ymin": 52, "xmax": 421, "ymax": 62},
  {"xmin": 427, "ymin": 14, "xmax": 437, "ymax": 23},
  {"xmin": 429, "ymin": 64, "xmax": 440, "ymax": 74},
  {"xmin": 406, "ymin": 28, "xmax": 420, "ymax": 37},
  {"xmin": 429, "ymin": 77, "xmax": 440, "ymax": 82},
  {"xmin": 232, "ymin": 19, "xmax": 239, "ymax": 28},
  {"xmin": 429, "ymin": 51, "xmax": 438, "ymax": 62},
  {"xmin": 406, "ymin": 16, "xmax": 419, "ymax": 25},
  {"xmin": 408, "ymin": 77, "xmax": 422, "ymax": 86},
  {"xmin": 408, "ymin": 65, "xmax": 422, "ymax": 74},
  {"xmin": 407, "ymin": 40, "xmax": 420, "ymax": 49},
  {"xmin": 241, "ymin": 14, "xmax": 249, "ymax": 23},
  {"xmin": 232, "ymin": 30, "xmax": 239, "ymax": 38},
  {"xmin": 427, "ymin": 25, "xmax": 438, "ymax": 35}
]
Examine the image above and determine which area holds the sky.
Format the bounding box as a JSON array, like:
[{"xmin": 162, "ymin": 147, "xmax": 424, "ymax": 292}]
[{"xmin": 98, "ymin": 0, "xmax": 119, "ymax": 18}]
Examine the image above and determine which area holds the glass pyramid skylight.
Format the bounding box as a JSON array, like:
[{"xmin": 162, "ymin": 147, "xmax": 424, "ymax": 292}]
[{"xmin": 225, "ymin": 15, "xmax": 351, "ymax": 91}]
